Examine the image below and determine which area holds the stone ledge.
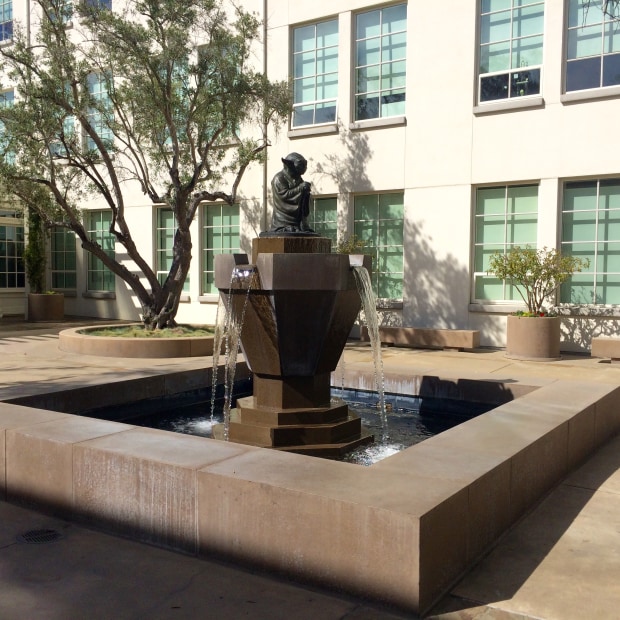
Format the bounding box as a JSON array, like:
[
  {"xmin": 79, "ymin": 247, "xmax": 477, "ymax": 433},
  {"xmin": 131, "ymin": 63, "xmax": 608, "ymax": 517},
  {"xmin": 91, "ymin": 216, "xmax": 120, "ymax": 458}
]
[
  {"xmin": 592, "ymin": 337, "xmax": 620, "ymax": 362},
  {"xmin": 361, "ymin": 326, "xmax": 480, "ymax": 351},
  {"xmin": 1, "ymin": 370, "xmax": 619, "ymax": 615}
]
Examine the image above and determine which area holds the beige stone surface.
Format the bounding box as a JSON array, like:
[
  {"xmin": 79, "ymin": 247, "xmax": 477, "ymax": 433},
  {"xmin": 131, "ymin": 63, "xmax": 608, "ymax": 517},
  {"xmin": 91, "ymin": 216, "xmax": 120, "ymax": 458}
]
[
  {"xmin": 73, "ymin": 428, "xmax": 257, "ymax": 552},
  {"xmin": 6, "ymin": 416, "xmax": 129, "ymax": 512}
]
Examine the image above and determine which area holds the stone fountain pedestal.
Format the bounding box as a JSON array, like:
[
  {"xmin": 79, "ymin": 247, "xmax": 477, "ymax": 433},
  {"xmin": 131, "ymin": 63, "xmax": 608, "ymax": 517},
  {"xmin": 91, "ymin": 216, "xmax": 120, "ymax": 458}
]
[{"xmin": 213, "ymin": 236, "xmax": 373, "ymax": 457}]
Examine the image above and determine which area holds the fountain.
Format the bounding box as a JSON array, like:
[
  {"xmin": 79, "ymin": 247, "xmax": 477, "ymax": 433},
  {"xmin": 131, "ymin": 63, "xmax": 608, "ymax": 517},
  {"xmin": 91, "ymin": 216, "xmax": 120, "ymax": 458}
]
[
  {"xmin": 212, "ymin": 152, "xmax": 374, "ymax": 457},
  {"xmin": 213, "ymin": 237, "xmax": 374, "ymax": 457}
]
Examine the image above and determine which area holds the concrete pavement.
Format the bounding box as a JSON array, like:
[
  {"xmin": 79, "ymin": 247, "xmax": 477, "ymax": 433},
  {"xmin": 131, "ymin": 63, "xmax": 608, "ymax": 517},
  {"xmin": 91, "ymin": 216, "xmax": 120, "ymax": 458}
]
[{"xmin": 1, "ymin": 317, "xmax": 620, "ymax": 619}]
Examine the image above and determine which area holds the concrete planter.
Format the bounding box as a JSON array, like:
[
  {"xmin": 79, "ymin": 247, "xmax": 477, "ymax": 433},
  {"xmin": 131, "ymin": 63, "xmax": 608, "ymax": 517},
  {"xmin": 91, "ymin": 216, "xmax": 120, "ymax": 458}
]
[
  {"xmin": 27, "ymin": 293, "xmax": 64, "ymax": 322},
  {"xmin": 506, "ymin": 315, "xmax": 561, "ymax": 361},
  {"xmin": 58, "ymin": 324, "xmax": 217, "ymax": 358}
]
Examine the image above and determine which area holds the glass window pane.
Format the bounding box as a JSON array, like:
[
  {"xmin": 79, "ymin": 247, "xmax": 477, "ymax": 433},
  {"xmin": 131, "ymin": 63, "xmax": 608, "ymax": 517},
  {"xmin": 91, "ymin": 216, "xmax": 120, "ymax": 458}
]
[
  {"xmin": 382, "ymin": 4, "xmax": 407, "ymax": 34},
  {"xmin": 482, "ymin": 0, "xmax": 512, "ymax": 12},
  {"xmin": 508, "ymin": 185, "xmax": 538, "ymax": 212},
  {"xmin": 481, "ymin": 10, "xmax": 511, "ymax": 45},
  {"xmin": 511, "ymin": 35, "xmax": 543, "ymax": 67},
  {"xmin": 315, "ymin": 102, "xmax": 336, "ymax": 124},
  {"xmin": 357, "ymin": 10, "xmax": 380, "ymax": 39},
  {"xmin": 598, "ymin": 210, "xmax": 620, "ymax": 240},
  {"xmin": 598, "ymin": 274, "xmax": 620, "ymax": 303},
  {"xmin": 477, "ymin": 187, "xmax": 506, "ymax": 215},
  {"xmin": 563, "ymin": 211, "xmax": 597, "ymax": 241},
  {"xmin": 356, "ymin": 66, "xmax": 380, "ymax": 93},
  {"xmin": 316, "ymin": 20, "xmax": 338, "ymax": 47},
  {"xmin": 597, "ymin": 241, "xmax": 620, "ymax": 272},
  {"xmin": 481, "ymin": 41, "xmax": 511, "ymax": 73},
  {"xmin": 478, "ymin": 217, "xmax": 507, "ymax": 244},
  {"xmin": 564, "ymin": 182, "xmax": 598, "ymax": 210},
  {"xmin": 566, "ymin": 57, "xmax": 602, "ymax": 90},
  {"xmin": 475, "ymin": 275, "xmax": 505, "ymax": 300},
  {"xmin": 567, "ymin": 25, "xmax": 603, "ymax": 59},
  {"xmin": 568, "ymin": 0, "xmax": 604, "ymax": 29},
  {"xmin": 603, "ymin": 52, "xmax": 620, "ymax": 86},
  {"xmin": 357, "ymin": 38, "xmax": 381, "ymax": 67},
  {"xmin": 513, "ymin": 5, "xmax": 544, "ymax": 38},
  {"xmin": 294, "ymin": 25, "xmax": 315, "ymax": 54},
  {"xmin": 382, "ymin": 32, "xmax": 407, "ymax": 62}
]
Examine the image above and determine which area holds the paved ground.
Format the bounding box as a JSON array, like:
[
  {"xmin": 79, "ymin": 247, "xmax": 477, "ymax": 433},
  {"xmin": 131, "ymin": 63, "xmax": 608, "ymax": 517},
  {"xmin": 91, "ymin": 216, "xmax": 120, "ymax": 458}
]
[{"xmin": 1, "ymin": 317, "xmax": 620, "ymax": 619}]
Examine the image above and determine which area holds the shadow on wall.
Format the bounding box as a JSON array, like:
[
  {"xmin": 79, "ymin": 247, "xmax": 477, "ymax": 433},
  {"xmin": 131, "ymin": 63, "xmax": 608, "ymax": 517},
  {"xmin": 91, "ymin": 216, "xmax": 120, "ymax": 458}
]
[
  {"xmin": 240, "ymin": 198, "xmax": 263, "ymax": 253},
  {"xmin": 560, "ymin": 309, "xmax": 620, "ymax": 353},
  {"xmin": 313, "ymin": 124, "xmax": 373, "ymax": 195},
  {"xmin": 403, "ymin": 218, "xmax": 504, "ymax": 344}
]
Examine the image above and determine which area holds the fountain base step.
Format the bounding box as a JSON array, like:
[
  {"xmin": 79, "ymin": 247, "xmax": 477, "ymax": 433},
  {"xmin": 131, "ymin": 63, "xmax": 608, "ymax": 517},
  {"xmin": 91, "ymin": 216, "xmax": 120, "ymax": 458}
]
[{"xmin": 213, "ymin": 397, "xmax": 374, "ymax": 457}]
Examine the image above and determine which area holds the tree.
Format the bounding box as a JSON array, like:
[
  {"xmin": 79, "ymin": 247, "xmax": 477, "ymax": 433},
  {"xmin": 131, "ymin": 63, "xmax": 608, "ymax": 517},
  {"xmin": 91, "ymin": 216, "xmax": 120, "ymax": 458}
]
[{"xmin": 0, "ymin": 0, "xmax": 290, "ymax": 328}]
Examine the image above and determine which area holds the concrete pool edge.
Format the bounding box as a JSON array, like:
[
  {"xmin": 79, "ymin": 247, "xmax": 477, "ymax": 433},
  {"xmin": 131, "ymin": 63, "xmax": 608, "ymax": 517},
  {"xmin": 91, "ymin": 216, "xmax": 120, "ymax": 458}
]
[{"xmin": 1, "ymin": 370, "xmax": 619, "ymax": 615}]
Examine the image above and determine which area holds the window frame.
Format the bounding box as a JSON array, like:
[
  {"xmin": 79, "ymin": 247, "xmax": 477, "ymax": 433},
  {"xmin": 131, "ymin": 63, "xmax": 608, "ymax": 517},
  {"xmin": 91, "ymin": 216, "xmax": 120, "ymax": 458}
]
[
  {"xmin": 291, "ymin": 18, "xmax": 339, "ymax": 129},
  {"xmin": 472, "ymin": 183, "xmax": 539, "ymax": 305},
  {"xmin": 309, "ymin": 196, "xmax": 338, "ymax": 246},
  {"xmin": 353, "ymin": 3, "xmax": 407, "ymax": 122},
  {"xmin": 85, "ymin": 210, "xmax": 115, "ymax": 292},
  {"xmin": 560, "ymin": 178, "xmax": 620, "ymax": 306},
  {"xmin": 50, "ymin": 226, "xmax": 77, "ymax": 290},
  {"xmin": 0, "ymin": 207, "xmax": 25, "ymax": 290},
  {"xmin": 477, "ymin": 0, "xmax": 545, "ymax": 105},
  {"xmin": 0, "ymin": 0, "xmax": 12, "ymax": 42},
  {"xmin": 565, "ymin": 0, "xmax": 620, "ymax": 93},
  {"xmin": 155, "ymin": 207, "xmax": 189, "ymax": 293},
  {"xmin": 353, "ymin": 191, "xmax": 404, "ymax": 300},
  {"xmin": 200, "ymin": 202, "xmax": 240, "ymax": 296}
]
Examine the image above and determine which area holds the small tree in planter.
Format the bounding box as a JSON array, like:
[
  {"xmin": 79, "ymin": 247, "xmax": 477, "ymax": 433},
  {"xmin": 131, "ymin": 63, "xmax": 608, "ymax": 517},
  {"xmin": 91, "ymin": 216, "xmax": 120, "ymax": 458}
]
[
  {"xmin": 24, "ymin": 207, "xmax": 64, "ymax": 321},
  {"xmin": 488, "ymin": 246, "xmax": 589, "ymax": 316},
  {"xmin": 23, "ymin": 207, "xmax": 46, "ymax": 295},
  {"xmin": 488, "ymin": 246, "xmax": 589, "ymax": 359}
]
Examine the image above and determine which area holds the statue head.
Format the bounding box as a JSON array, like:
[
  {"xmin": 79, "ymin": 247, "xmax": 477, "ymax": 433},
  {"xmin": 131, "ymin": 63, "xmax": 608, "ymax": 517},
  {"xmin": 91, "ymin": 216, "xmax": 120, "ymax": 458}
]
[{"xmin": 282, "ymin": 152, "xmax": 307, "ymax": 176}]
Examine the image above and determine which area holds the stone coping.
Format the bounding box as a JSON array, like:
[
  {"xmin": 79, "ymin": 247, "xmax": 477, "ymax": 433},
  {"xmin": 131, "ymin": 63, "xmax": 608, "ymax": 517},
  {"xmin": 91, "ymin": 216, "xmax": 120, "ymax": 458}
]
[
  {"xmin": 58, "ymin": 325, "xmax": 217, "ymax": 358},
  {"xmin": 1, "ymin": 370, "xmax": 619, "ymax": 615}
]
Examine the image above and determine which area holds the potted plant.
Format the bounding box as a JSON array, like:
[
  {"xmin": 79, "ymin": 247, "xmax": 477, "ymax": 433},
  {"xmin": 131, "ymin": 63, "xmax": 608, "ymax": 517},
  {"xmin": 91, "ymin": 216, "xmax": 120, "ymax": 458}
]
[
  {"xmin": 488, "ymin": 246, "xmax": 589, "ymax": 360},
  {"xmin": 24, "ymin": 207, "xmax": 64, "ymax": 322}
]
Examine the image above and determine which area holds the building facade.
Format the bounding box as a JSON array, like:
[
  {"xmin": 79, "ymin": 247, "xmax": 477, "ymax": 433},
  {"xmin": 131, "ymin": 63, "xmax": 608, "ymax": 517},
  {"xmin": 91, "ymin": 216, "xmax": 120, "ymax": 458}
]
[{"xmin": 2, "ymin": 0, "xmax": 620, "ymax": 352}]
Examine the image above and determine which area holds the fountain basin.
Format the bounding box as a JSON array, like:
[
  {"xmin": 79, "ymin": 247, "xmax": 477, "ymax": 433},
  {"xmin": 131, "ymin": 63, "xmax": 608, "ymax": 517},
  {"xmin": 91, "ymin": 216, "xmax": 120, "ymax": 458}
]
[{"xmin": 2, "ymin": 365, "xmax": 619, "ymax": 615}]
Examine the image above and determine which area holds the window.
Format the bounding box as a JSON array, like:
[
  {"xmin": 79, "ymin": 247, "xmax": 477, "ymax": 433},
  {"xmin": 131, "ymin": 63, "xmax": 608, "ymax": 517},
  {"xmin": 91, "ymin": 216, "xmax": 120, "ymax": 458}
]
[
  {"xmin": 86, "ymin": 210, "xmax": 114, "ymax": 291},
  {"xmin": 473, "ymin": 184, "xmax": 538, "ymax": 302},
  {"xmin": 201, "ymin": 203, "xmax": 240, "ymax": 294},
  {"xmin": 84, "ymin": 0, "xmax": 111, "ymax": 8},
  {"xmin": 292, "ymin": 19, "xmax": 338, "ymax": 127},
  {"xmin": 0, "ymin": 90, "xmax": 14, "ymax": 164},
  {"xmin": 50, "ymin": 0, "xmax": 73, "ymax": 24},
  {"xmin": 353, "ymin": 193, "xmax": 404, "ymax": 298},
  {"xmin": 85, "ymin": 72, "xmax": 113, "ymax": 152},
  {"xmin": 561, "ymin": 179, "xmax": 620, "ymax": 304},
  {"xmin": 309, "ymin": 197, "xmax": 338, "ymax": 245},
  {"xmin": 50, "ymin": 227, "xmax": 76, "ymax": 289},
  {"xmin": 0, "ymin": 209, "xmax": 25, "ymax": 289},
  {"xmin": 156, "ymin": 208, "xmax": 189, "ymax": 292},
  {"xmin": 354, "ymin": 4, "xmax": 407, "ymax": 121},
  {"xmin": 478, "ymin": 0, "xmax": 544, "ymax": 103},
  {"xmin": 566, "ymin": 0, "xmax": 620, "ymax": 91},
  {"xmin": 0, "ymin": 0, "xmax": 12, "ymax": 41}
]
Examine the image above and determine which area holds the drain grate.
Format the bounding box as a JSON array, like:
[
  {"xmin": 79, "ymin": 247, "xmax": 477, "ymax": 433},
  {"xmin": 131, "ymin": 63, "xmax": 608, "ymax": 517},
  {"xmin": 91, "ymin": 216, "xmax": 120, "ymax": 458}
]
[{"xmin": 17, "ymin": 529, "xmax": 63, "ymax": 544}]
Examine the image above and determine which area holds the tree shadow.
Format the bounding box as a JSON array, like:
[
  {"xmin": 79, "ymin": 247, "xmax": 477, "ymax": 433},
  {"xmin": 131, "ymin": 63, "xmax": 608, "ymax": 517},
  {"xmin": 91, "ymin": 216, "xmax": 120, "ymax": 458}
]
[{"xmin": 311, "ymin": 124, "xmax": 373, "ymax": 197}]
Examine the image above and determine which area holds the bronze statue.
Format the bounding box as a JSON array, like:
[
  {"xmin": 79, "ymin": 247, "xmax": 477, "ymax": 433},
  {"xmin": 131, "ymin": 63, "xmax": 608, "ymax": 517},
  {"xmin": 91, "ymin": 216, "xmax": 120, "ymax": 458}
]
[{"xmin": 269, "ymin": 152, "xmax": 314, "ymax": 233}]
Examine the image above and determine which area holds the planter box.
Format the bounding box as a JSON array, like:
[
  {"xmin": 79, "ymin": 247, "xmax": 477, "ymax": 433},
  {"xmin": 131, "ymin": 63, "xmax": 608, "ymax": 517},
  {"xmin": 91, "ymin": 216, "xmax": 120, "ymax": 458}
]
[
  {"xmin": 506, "ymin": 315, "xmax": 560, "ymax": 361},
  {"xmin": 27, "ymin": 293, "xmax": 64, "ymax": 322}
]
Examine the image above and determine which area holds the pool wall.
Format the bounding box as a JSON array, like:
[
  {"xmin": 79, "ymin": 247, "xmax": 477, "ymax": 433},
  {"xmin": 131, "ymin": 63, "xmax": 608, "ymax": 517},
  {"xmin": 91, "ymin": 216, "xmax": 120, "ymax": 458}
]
[{"xmin": 1, "ymin": 367, "xmax": 619, "ymax": 615}]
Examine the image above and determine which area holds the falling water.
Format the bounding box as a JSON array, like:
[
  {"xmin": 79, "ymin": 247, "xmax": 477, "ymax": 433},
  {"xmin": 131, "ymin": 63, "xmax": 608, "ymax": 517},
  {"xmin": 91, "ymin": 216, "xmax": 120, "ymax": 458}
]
[
  {"xmin": 215, "ymin": 266, "xmax": 256, "ymax": 440},
  {"xmin": 209, "ymin": 296, "xmax": 227, "ymax": 425},
  {"xmin": 352, "ymin": 265, "xmax": 389, "ymax": 441}
]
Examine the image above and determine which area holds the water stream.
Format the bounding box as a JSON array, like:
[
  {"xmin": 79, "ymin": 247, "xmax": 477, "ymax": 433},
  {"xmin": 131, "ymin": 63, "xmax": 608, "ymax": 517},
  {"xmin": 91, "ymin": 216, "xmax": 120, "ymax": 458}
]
[
  {"xmin": 215, "ymin": 266, "xmax": 257, "ymax": 440},
  {"xmin": 352, "ymin": 265, "xmax": 389, "ymax": 441}
]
